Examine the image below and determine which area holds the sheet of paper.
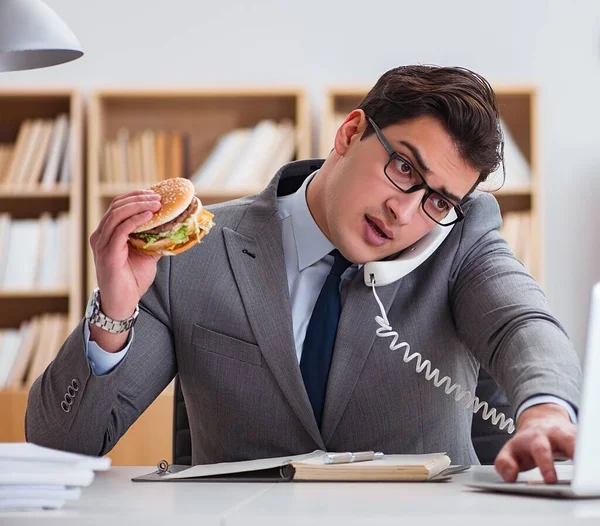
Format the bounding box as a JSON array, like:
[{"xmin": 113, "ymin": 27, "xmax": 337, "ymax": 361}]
[
  {"xmin": 162, "ymin": 450, "xmax": 324, "ymax": 480},
  {"xmin": 0, "ymin": 443, "xmax": 111, "ymax": 471}
]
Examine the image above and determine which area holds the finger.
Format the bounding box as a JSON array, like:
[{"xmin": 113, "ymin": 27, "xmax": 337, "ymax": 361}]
[
  {"xmin": 494, "ymin": 442, "xmax": 521, "ymax": 482},
  {"xmin": 96, "ymin": 201, "xmax": 161, "ymax": 252},
  {"xmin": 96, "ymin": 209, "xmax": 156, "ymax": 267},
  {"xmin": 529, "ymin": 435, "xmax": 557, "ymax": 483},
  {"xmin": 109, "ymin": 210, "xmax": 161, "ymax": 255},
  {"xmin": 548, "ymin": 426, "xmax": 576, "ymax": 461},
  {"xmin": 95, "ymin": 191, "xmax": 160, "ymax": 237}
]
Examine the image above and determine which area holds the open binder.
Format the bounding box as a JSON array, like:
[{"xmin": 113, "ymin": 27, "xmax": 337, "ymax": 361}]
[{"xmin": 132, "ymin": 450, "xmax": 469, "ymax": 483}]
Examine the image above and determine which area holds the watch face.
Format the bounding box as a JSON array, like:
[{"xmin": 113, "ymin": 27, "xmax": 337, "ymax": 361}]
[{"xmin": 86, "ymin": 291, "xmax": 100, "ymax": 318}]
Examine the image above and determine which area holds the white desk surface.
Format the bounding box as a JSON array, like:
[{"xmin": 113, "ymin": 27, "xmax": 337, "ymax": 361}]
[{"xmin": 3, "ymin": 465, "xmax": 600, "ymax": 525}]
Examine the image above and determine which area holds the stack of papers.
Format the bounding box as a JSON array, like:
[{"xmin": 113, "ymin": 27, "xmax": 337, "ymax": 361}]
[{"xmin": 0, "ymin": 443, "xmax": 111, "ymax": 511}]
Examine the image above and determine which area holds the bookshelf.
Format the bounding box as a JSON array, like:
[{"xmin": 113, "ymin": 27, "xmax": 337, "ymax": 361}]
[
  {"xmin": 0, "ymin": 89, "xmax": 84, "ymax": 444},
  {"xmin": 86, "ymin": 88, "xmax": 311, "ymax": 465},
  {"xmin": 320, "ymin": 86, "xmax": 542, "ymax": 284},
  {"xmin": 87, "ymin": 87, "xmax": 311, "ymax": 295}
]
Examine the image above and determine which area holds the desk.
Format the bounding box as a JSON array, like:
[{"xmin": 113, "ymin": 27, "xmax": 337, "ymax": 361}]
[{"xmin": 2, "ymin": 466, "xmax": 600, "ymax": 525}]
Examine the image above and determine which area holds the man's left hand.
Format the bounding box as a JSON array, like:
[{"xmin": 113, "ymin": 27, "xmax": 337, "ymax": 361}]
[{"xmin": 494, "ymin": 403, "xmax": 576, "ymax": 483}]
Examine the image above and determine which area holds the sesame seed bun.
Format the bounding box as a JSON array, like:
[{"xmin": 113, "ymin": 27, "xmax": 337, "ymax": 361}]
[
  {"xmin": 132, "ymin": 178, "xmax": 196, "ymax": 234},
  {"xmin": 127, "ymin": 177, "xmax": 215, "ymax": 257}
]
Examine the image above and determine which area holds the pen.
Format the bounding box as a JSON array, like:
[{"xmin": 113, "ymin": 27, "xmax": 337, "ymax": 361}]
[{"xmin": 323, "ymin": 451, "xmax": 385, "ymax": 465}]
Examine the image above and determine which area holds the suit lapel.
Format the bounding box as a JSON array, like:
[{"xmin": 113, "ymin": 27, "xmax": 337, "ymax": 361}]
[
  {"xmin": 222, "ymin": 161, "xmax": 326, "ymax": 450},
  {"xmin": 321, "ymin": 273, "xmax": 402, "ymax": 444}
]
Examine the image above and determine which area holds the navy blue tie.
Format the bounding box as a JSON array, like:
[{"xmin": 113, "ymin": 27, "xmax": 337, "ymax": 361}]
[{"xmin": 300, "ymin": 249, "xmax": 352, "ymax": 427}]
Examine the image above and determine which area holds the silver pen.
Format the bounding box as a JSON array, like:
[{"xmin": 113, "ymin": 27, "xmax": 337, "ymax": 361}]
[{"xmin": 323, "ymin": 451, "xmax": 385, "ymax": 465}]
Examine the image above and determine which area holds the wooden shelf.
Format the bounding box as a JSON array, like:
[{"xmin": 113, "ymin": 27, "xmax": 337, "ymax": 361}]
[
  {"xmin": 0, "ymin": 390, "xmax": 28, "ymax": 443},
  {"xmin": 321, "ymin": 85, "xmax": 541, "ymax": 283},
  {"xmin": 0, "ymin": 186, "xmax": 70, "ymax": 198},
  {"xmin": 0, "ymin": 89, "xmax": 85, "ymax": 447},
  {"xmin": 493, "ymin": 187, "xmax": 532, "ymax": 196},
  {"xmin": 0, "ymin": 289, "xmax": 70, "ymax": 298},
  {"xmin": 99, "ymin": 183, "xmax": 266, "ymax": 204},
  {"xmin": 0, "ymin": 89, "xmax": 84, "ymax": 328}
]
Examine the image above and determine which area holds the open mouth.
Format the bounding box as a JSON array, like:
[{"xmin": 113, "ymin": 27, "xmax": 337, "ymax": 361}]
[{"xmin": 365, "ymin": 215, "xmax": 390, "ymax": 240}]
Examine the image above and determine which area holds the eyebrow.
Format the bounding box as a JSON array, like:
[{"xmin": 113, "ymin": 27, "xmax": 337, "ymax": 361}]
[{"xmin": 397, "ymin": 140, "xmax": 462, "ymax": 203}]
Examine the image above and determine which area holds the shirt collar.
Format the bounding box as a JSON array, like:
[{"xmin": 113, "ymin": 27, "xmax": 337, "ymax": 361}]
[{"xmin": 286, "ymin": 170, "xmax": 335, "ymax": 271}]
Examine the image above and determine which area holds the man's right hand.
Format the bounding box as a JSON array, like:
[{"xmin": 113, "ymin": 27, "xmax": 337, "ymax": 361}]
[{"xmin": 88, "ymin": 190, "xmax": 162, "ymax": 352}]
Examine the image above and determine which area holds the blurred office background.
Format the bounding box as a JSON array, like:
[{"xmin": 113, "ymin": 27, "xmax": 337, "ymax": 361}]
[{"xmin": 0, "ymin": 0, "xmax": 598, "ymax": 464}]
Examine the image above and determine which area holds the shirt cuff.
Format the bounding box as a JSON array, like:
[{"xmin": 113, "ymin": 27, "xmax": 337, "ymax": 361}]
[
  {"xmin": 83, "ymin": 321, "xmax": 133, "ymax": 376},
  {"xmin": 516, "ymin": 395, "xmax": 578, "ymax": 424}
]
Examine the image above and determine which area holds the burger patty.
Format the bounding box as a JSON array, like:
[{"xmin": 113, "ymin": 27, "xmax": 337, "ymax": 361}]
[{"xmin": 141, "ymin": 197, "xmax": 199, "ymax": 236}]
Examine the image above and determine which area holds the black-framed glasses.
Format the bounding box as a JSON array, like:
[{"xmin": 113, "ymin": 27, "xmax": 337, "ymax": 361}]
[{"xmin": 366, "ymin": 116, "xmax": 464, "ymax": 227}]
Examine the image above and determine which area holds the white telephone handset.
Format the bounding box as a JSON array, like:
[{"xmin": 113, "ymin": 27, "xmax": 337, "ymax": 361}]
[{"xmin": 364, "ymin": 210, "xmax": 515, "ymax": 434}]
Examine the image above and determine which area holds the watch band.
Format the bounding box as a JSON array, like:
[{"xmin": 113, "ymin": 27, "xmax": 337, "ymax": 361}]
[{"xmin": 86, "ymin": 288, "xmax": 139, "ymax": 334}]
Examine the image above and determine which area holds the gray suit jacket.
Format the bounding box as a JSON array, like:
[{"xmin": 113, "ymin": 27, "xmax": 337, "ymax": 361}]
[{"xmin": 25, "ymin": 159, "xmax": 582, "ymax": 465}]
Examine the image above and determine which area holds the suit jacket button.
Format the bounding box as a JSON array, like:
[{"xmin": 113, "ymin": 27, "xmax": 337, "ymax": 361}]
[
  {"xmin": 61, "ymin": 401, "xmax": 71, "ymax": 413},
  {"xmin": 71, "ymin": 379, "xmax": 80, "ymax": 391},
  {"xmin": 67, "ymin": 385, "xmax": 76, "ymax": 397},
  {"xmin": 64, "ymin": 393, "xmax": 73, "ymax": 405}
]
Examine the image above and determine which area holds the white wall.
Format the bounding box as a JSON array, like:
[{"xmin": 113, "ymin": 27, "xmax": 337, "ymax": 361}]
[{"xmin": 4, "ymin": 0, "xmax": 599, "ymax": 354}]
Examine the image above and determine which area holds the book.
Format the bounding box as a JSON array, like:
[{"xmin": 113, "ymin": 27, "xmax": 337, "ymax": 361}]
[
  {"xmin": 24, "ymin": 120, "xmax": 53, "ymax": 189},
  {"xmin": 191, "ymin": 128, "xmax": 250, "ymax": 190},
  {"xmin": 4, "ymin": 120, "xmax": 32, "ymax": 186},
  {"xmin": 58, "ymin": 126, "xmax": 71, "ymax": 186},
  {"xmin": 0, "ymin": 327, "xmax": 24, "ymax": 389},
  {"xmin": 0, "ymin": 144, "xmax": 15, "ymax": 184},
  {"xmin": 0, "ymin": 218, "xmax": 42, "ymax": 290},
  {"xmin": 7, "ymin": 317, "xmax": 40, "ymax": 389},
  {"xmin": 40, "ymin": 114, "xmax": 69, "ymax": 190},
  {"xmin": 222, "ymin": 120, "xmax": 281, "ymax": 190},
  {"xmin": 132, "ymin": 450, "xmax": 457, "ymax": 483}
]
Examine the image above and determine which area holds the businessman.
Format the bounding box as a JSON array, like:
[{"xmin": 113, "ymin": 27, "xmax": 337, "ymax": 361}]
[{"xmin": 26, "ymin": 65, "xmax": 581, "ymax": 483}]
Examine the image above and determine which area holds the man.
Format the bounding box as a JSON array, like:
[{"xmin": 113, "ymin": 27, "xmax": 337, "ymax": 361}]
[{"xmin": 26, "ymin": 65, "xmax": 581, "ymax": 483}]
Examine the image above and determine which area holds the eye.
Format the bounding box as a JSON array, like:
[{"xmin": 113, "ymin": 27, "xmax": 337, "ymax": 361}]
[
  {"xmin": 429, "ymin": 194, "xmax": 451, "ymax": 212},
  {"xmin": 392, "ymin": 158, "xmax": 414, "ymax": 178}
]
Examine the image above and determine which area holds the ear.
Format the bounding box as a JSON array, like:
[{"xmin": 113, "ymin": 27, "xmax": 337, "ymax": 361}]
[{"xmin": 333, "ymin": 109, "xmax": 368, "ymax": 156}]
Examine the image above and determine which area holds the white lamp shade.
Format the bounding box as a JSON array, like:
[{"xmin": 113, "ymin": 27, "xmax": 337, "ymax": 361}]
[{"xmin": 0, "ymin": 0, "xmax": 83, "ymax": 72}]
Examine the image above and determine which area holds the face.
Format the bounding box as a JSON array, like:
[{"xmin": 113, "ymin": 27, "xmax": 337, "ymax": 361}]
[{"xmin": 306, "ymin": 111, "xmax": 480, "ymax": 264}]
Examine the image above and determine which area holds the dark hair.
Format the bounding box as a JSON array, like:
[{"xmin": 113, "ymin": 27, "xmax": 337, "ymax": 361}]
[{"xmin": 358, "ymin": 65, "xmax": 503, "ymax": 184}]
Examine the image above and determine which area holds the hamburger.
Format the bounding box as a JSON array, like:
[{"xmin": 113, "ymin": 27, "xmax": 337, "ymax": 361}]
[{"xmin": 128, "ymin": 178, "xmax": 215, "ymax": 256}]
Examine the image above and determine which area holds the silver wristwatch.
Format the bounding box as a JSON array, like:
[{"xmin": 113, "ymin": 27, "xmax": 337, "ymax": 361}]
[{"xmin": 85, "ymin": 288, "xmax": 139, "ymax": 334}]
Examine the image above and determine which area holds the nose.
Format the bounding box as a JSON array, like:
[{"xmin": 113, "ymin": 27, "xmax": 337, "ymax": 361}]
[{"xmin": 387, "ymin": 190, "xmax": 424, "ymax": 225}]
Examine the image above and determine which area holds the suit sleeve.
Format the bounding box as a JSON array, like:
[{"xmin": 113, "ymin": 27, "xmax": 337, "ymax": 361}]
[
  {"xmin": 25, "ymin": 256, "xmax": 177, "ymax": 456},
  {"xmin": 449, "ymin": 192, "xmax": 582, "ymax": 413}
]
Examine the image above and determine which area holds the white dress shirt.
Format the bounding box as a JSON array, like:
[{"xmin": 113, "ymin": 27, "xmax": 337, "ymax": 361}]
[{"xmin": 84, "ymin": 172, "xmax": 576, "ymax": 423}]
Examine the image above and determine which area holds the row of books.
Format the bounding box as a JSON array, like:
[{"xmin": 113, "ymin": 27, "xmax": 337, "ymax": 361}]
[
  {"xmin": 331, "ymin": 113, "xmax": 532, "ymax": 191},
  {"xmin": 190, "ymin": 119, "xmax": 296, "ymax": 191},
  {"xmin": 101, "ymin": 119, "xmax": 296, "ymax": 192},
  {"xmin": 102, "ymin": 129, "xmax": 187, "ymax": 184},
  {"xmin": 0, "ymin": 313, "xmax": 69, "ymax": 391},
  {"xmin": 0, "ymin": 213, "xmax": 70, "ymax": 290},
  {"xmin": 0, "ymin": 115, "xmax": 71, "ymax": 190},
  {"xmin": 500, "ymin": 211, "xmax": 532, "ymax": 271}
]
